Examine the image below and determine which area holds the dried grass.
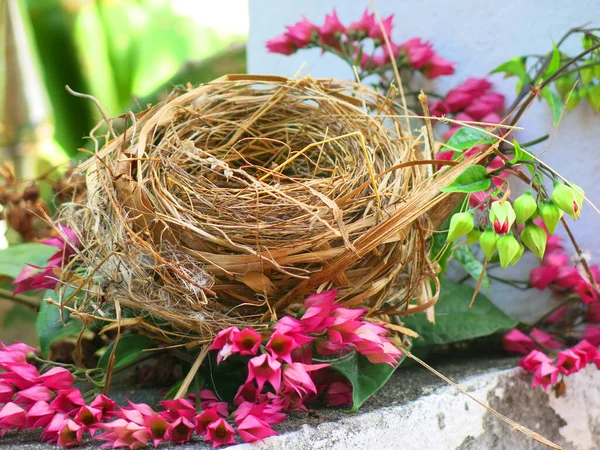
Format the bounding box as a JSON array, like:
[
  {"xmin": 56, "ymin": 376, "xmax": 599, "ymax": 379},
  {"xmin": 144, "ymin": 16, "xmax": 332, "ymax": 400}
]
[{"xmin": 60, "ymin": 74, "xmax": 494, "ymax": 342}]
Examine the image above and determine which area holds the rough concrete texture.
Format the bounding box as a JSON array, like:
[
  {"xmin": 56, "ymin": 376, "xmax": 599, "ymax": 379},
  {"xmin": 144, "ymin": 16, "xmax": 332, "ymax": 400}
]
[{"xmin": 1, "ymin": 354, "xmax": 599, "ymax": 449}]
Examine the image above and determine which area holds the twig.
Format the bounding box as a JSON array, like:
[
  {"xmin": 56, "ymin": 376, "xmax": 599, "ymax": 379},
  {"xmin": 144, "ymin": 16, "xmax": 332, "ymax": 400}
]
[
  {"xmin": 65, "ymin": 85, "xmax": 117, "ymax": 140},
  {"xmin": 0, "ymin": 288, "xmax": 39, "ymax": 309},
  {"xmin": 174, "ymin": 345, "xmax": 209, "ymax": 400}
]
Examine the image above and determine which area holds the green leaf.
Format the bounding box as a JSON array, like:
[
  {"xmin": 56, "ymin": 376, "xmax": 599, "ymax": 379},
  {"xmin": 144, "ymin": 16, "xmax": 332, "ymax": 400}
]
[
  {"xmin": 440, "ymin": 166, "xmax": 491, "ymax": 194},
  {"xmin": 36, "ymin": 289, "xmax": 82, "ymax": 357},
  {"xmin": 491, "ymin": 57, "xmax": 530, "ymax": 85},
  {"xmin": 509, "ymin": 139, "xmax": 523, "ymax": 164},
  {"xmin": 585, "ymin": 84, "xmax": 600, "ymax": 113},
  {"xmin": 452, "ymin": 246, "xmax": 490, "ymax": 290},
  {"xmin": 98, "ymin": 334, "xmax": 156, "ymax": 371},
  {"xmin": 444, "ymin": 127, "xmax": 496, "ymax": 152},
  {"xmin": 543, "ymin": 44, "xmax": 561, "ymax": 79},
  {"xmin": 541, "ymin": 87, "xmax": 563, "ymax": 125},
  {"xmin": 403, "ymin": 281, "xmax": 517, "ymax": 347},
  {"xmin": 0, "ymin": 243, "xmax": 56, "ymax": 279},
  {"xmin": 331, "ymin": 352, "xmax": 406, "ymax": 412}
]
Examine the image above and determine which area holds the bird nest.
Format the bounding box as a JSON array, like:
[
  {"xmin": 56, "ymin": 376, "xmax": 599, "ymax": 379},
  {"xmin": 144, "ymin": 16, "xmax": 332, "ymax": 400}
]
[{"xmin": 63, "ymin": 74, "xmax": 490, "ymax": 342}]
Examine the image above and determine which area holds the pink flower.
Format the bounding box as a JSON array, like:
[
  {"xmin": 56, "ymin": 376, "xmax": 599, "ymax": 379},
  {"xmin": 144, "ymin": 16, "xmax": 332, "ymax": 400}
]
[
  {"xmin": 519, "ymin": 350, "xmax": 551, "ymax": 373},
  {"xmin": 0, "ymin": 402, "xmax": 26, "ymax": 432},
  {"xmin": 300, "ymin": 290, "xmax": 339, "ymax": 333},
  {"xmin": 38, "ymin": 367, "xmax": 74, "ymax": 391},
  {"xmin": 583, "ymin": 325, "xmax": 600, "ymax": 346},
  {"xmin": 25, "ymin": 401, "xmax": 54, "ymax": 429},
  {"xmin": 555, "ymin": 266, "xmax": 582, "ymax": 288},
  {"xmin": 424, "ymin": 54, "xmax": 455, "ymax": 79},
  {"xmin": 206, "ymin": 418, "xmax": 236, "ymax": 448},
  {"xmin": 282, "ymin": 363, "xmax": 328, "ymax": 397},
  {"xmin": 325, "ymin": 379, "xmax": 353, "ymax": 406},
  {"xmin": 0, "ymin": 362, "xmax": 40, "ymax": 389},
  {"xmin": 545, "ymin": 306, "xmax": 568, "ymax": 324},
  {"xmin": 232, "ymin": 328, "xmax": 262, "ymax": 356},
  {"xmin": 144, "ymin": 413, "xmax": 169, "ymax": 446},
  {"xmin": 90, "ymin": 394, "xmax": 116, "ymax": 420},
  {"xmin": 318, "ymin": 10, "xmax": 345, "ymax": 45},
  {"xmin": 210, "ymin": 326, "xmax": 240, "ymax": 364},
  {"xmin": 503, "ymin": 329, "xmax": 537, "ymax": 354},
  {"xmin": 586, "ymin": 303, "xmax": 600, "ymax": 323},
  {"xmin": 198, "ymin": 389, "xmax": 229, "ymax": 418},
  {"xmin": 266, "ymin": 34, "xmax": 296, "ymax": 56},
  {"xmin": 464, "ymin": 99, "xmax": 496, "ymax": 120},
  {"xmin": 347, "ymin": 9, "xmax": 375, "ymax": 36},
  {"xmin": 532, "ymin": 362, "xmax": 560, "ymax": 390},
  {"xmin": 195, "ymin": 407, "xmax": 222, "ymax": 435},
  {"xmin": 493, "ymin": 219, "xmax": 509, "ymax": 235},
  {"xmin": 266, "ymin": 332, "xmax": 298, "ymax": 364},
  {"xmin": 573, "ymin": 340, "xmax": 597, "ymax": 365},
  {"xmin": 430, "ymin": 101, "xmax": 450, "ymax": 118},
  {"xmin": 577, "ymin": 279, "xmax": 599, "ymax": 304},
  {"xmin": 233, "ymin": 400, "xmax": 286, "ymax": 427},
  {"xmin": 13, "ymin": 265, "xmax": 58, "ymax": 295},
  {"xmin": 166, "ymin": 416, "xmax": 195, "ymax": 444},
  {"xmin": 530, "ymin": 328, "xmax": 563, "ymax": 349},
  {"xmin": 546, "ymin": 235, "xmax": 565, "ymax": 254},
  {"xmin": 43, "ymin": 225, "xmax": 79, "ymax": 259},
  {"xmin": 399, "ymin": 38, "xmax": 434, "ymax": 69},
  {"xmin": 556, "ymin": 349, "xmax": 583, "ymax": 375},
  {"xmin": 368, "ymin": 14, "xmax": 394, "ymax": 42},
  {"xmin": 57, "ymin": 419, "xmax": 84, "ymax": 447},
  {"xmin": 159, "ymin": 398, "xmax": 196, "ymax": 422},
  {"xmin": 98, "ymin": 418, "xmax": 149, "ymax": 450},
  {"xmin": 543, "ymin": 253, "xmax": 569, "ymax": 267},
  {"xmin": 237, "ymin": 414, "xmax": 278, "ymax": 443},
  {"xmin": 233, "ymin": 382, "xmax": 258, "ymax": 406},
  {"xmin": 247, "ymin": 354, "xmax": 282, "ymax": 393},
  {"xmin": 353, "ymin": 322, "xmax": 402, "ymax": 365},
  {"xmin": 0, "ymin": 342, "xmax": 35, "ymax": 363},
  {"xmin": 480, "ymin": 112, "xmax": 502, "ymax": 125},
  {"xmin": 530, "ymin": 265, "xmax": 559, "ymax": 290},
  {"xmin": 14, "ymin": 384, "xmax": 53, "ymax": 405},
  {"xmin": 74, "ymin": 405, "xmax": 102, "ymax": 434},
  {"xmin": 272, "ymin": 317, "xmax": 313, "ymax": 346},
  {"xmin": 41, "ymin": 413, "xmax": 68, "ymax": 443},
  {"xmin": 0, "ymin": 382, "xmax": 13, "ymax": 404},
  {"xmin": 50, "ymin": 388, "xmax": 85, "ymax": 415},
  {"xmin": 285, "ymin": 18, "xmax": 317, "ymax": 48}
]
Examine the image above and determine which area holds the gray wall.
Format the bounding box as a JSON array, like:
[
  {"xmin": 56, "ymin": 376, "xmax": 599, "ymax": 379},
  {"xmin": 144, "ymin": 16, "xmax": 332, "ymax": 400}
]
[{"xmin": 248, "ymin": 0, "xmax": 600, "ymax": 321}]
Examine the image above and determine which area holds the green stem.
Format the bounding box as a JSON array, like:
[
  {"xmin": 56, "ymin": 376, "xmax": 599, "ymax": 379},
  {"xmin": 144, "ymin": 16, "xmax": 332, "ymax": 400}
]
[
  {"xmin": 518, "ymin": 134, "xmax": 550, "ymax": 147},
  {"xmin": 559, "ymin": 60, "xmax": 600, "ymax": 79},
  {"xmin": 0, "ymin": 288, "xmax": 39, "ymax": 309}
]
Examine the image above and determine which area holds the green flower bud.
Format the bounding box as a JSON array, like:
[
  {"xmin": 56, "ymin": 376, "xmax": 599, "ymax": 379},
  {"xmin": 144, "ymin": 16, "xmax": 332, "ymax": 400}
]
[
  {"xmin": 551, "ymin": 182, "xmax": 581, "ymax": 219},
  {"xmin": 446, "ymin": 211, "xmax": 474, "ymax": 242},
  {"xmin": 513, "ymin": 192, "xmax": 537, "ymax": 225},
  {"xmin": 571, "ymin": 183, "xmax": 584, "ymax": 218},
  {"xmin": 520, "ymin": 223, "xmax": 547, "ymax": 259},
  {"xmin": 466, "ymin": 229, "xmax": 481, "ymax": 246},
  {"xmin": 489, "ymin": 201, "xmax": 516, "ymax": 233},
  {"xmin": 539, "ymin": 201, "xmax": 562, "ymax": 234},
  {"xmin": 510, "ymin": 241, "xmax": 524, "ymax": 266},
  {"xmin": 497, "ymin": 234, "xmax": 521, "ymax": 269},
  {"xmin": 479, "ymin": 229, "xmax": 499, "ymax": 260}
]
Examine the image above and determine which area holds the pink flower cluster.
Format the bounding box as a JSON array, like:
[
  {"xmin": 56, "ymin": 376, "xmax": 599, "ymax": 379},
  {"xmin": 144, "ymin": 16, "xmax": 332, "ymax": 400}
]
[
  {"xmin": 504, "ymin": 330, "xmax": 599, "ymax": 390},
  {"xmin": 211, "ymin": 290, "xmax": 401, "ymax": 415},
  {"xmin": 266, "ymin": 8, "xmax": 454, "ymax": 79},
  {"xmin": 0, "ymin": 291, "xmax": 401, "ymax": 448},
  {"xmin": 529, "ymin": 220, "xmax": 599, "ymax": 303},
  {"xmin": 0, "ymin": 341, "xmax": 274, "ymax": 448},
  {"xmin": 13, "ymin": 226, "xmax": 79, "ymax": 295},
  {"xmin": 504, "ymin": 222, "xmax": 600, "ymax": 392}
]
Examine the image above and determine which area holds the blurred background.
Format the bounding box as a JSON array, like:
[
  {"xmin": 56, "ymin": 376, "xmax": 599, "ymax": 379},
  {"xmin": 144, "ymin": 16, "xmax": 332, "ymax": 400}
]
[{"xmin": 0, "ymin": 0, "xmax": 249, "ymax": 344}]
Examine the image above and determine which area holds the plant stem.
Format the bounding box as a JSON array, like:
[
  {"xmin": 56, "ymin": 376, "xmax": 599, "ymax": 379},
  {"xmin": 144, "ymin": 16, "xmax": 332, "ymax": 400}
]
[
  {"xmin": 0, "ymin": 288, "xmax": 39, "ymax": 309},
  {"xmin": 519, "ymin": 134, "xmax": 550, "ymax": 147}
]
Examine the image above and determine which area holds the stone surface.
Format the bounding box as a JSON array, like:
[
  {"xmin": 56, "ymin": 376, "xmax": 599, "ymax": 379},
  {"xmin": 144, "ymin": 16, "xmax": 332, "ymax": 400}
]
[{"xmin": 2, "ymin": 352, "xmax": 600, "ymax": 449}]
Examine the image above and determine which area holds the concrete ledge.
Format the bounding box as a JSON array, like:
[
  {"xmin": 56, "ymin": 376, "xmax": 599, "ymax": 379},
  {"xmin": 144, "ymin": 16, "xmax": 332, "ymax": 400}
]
[{"xmin": 2, "ymin": 354, "xmax": 599, "ymax": 449}]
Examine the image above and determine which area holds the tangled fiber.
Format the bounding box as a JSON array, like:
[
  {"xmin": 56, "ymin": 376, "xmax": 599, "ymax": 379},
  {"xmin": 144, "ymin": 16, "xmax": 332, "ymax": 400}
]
[{"xmin": 63, "ymin": 74, "xmax": 491, "ymax": 342}]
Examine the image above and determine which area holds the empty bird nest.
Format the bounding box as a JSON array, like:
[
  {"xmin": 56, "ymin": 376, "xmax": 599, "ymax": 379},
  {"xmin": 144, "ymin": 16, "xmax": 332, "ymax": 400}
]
[{"xmin": 59, "ymin": 74, "xmax": 493, "ymax": 343}]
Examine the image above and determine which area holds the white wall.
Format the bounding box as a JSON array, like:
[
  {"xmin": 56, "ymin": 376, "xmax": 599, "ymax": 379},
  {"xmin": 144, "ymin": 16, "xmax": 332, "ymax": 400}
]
[{"xmin": 247, "ymin": 0, "xmax": 600, "ymax": 321}]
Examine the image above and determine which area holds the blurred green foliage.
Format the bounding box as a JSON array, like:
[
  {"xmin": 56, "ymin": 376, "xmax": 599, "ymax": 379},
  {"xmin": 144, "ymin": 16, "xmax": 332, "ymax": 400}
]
[{"xmin": 26, "ymin": 0, "xmax": 246, "ymax": 156}]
